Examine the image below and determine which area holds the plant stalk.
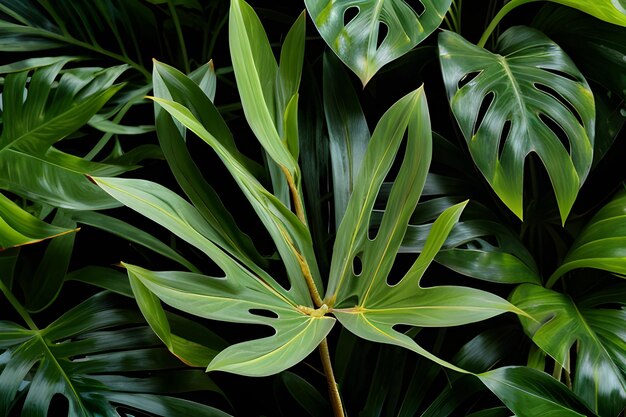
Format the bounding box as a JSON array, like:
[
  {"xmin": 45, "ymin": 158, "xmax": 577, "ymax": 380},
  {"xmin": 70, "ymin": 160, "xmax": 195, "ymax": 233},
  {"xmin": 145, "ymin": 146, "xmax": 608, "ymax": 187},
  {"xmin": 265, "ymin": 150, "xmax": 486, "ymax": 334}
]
[
  {"xmin": 477, "ymin": 0, "xmax": 540, "ymax": 48},
  {"xmin": 319, "ymin": 338, "xmax": 344, "ymax": 417},
  {"xmin": 0, "ymin": 280, "xmax": 38, "ymax": 331},
  {"xmin": 167, "ymin": 0, "xmax": 190, "ymax": 74}
]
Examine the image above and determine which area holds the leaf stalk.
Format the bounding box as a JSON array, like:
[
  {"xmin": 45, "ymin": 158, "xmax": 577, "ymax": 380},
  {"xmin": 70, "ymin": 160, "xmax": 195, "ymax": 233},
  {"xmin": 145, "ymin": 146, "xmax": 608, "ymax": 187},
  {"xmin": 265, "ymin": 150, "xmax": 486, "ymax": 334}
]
[
  {"xmin": 319, "ymin": 338, "xmax": 345, "ymax": 417},
  {"xmin": 477, "ymin": 0, "xmax": 540, "ymax": 48},
  {"xmin": 0, "ymin": 279, "xmax": 39, "ymax": 331}
]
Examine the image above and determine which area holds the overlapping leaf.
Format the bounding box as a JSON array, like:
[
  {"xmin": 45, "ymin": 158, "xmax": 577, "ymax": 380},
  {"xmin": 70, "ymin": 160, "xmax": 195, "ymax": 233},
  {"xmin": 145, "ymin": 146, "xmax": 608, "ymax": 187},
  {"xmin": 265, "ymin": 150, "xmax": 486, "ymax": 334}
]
[
  {"xmin": 548, "ymin": 186, "xmax": 626, "ymax": 286},
  {"xmin": 545, "ymin": 0, "xmax": 626, "ymax": 26},
  {"xmin": 125, "ymin": 263, "xmax": 335, "ymax": 376},
  {"xmin": 0, "ymin": 194, "xmax": 76, "ymax": 250},
  {"xmin": 327, "ymin": 88, "xmax": 522, "ymax": 372},
  {"xmin": 511, "ymin": 284, "xmax": 626, "ymax": 416},
  {"xmin": 0, "ymin": 60, "xmax": 135, "ymax": 209},
  {"xmin": 0, "ymin": 291, "xmax": 228, "ymax": 416},
  {"xmin": 305, "ymin": 0, "xmax": 453, "ymax": 85},
  {"xmin": 439, "ymin": 27, "xmax": 595, "ymax": 223}
]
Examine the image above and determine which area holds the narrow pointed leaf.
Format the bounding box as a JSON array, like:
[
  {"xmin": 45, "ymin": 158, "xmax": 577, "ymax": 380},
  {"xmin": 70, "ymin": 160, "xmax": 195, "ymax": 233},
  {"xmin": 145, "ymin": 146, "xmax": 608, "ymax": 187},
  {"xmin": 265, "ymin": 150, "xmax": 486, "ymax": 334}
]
[
  {"xmin": 439, "ymin": 27, "xmax": 595, "ymax": 222},
  {"xmin": 0, "ymin": 194, "xmax": 76, "ymax": 250},
  {"xmin": 511, "ymin": 284, "xmax": 626, "ymax": 416},
  {"xmin": 323, "ymin": 51, "xmax": 370, "ymax": 228},
  {"xmin": 125, "ymin": 264, "xmax": 335, "ymax": 377},
  {"xmin": 305, "ymin": 0, "xmax": 453, "ymax": 85}
]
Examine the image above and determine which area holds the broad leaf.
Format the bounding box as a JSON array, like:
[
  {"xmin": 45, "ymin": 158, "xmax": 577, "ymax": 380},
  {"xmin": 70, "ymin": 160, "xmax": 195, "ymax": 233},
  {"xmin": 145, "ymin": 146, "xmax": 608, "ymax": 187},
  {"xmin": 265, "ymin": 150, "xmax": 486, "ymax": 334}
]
[
  {"xmin": 305, "ymin": 0, "xmax": 453, "ymax": 85},
  {"xmin": 533, "ymin": 5, "xmax": 626, "ymax": 164},
  {"xmin": 439, "ymin": 27, "xmax": 595, "ymax": 223},
  {"xmin": 125, "ymin": 264, "xmax": 335, "ymax": 377},
  {"xmin": 0, "ymin": 61, "xmax": 133, "ymax": 209},
  {"xmin": 479, "ymin": 367, "xmax": 597, "ymax": 417},
  {"xmin": 0, "ymin": 291, "xmax": 225, "ymax": 416},
  {"xmin": 328, "ymin": 88, "xmax": 522, "ymax": 372},
  {"xmin": 511, "ymin": 284, "xmax": 626, "ymax": 416},
  {"xmin": 548, "ymin": 186, "xmax": 626, "ymax": 286},
  {"xmin": 0, "ymin": 193, "xmax": 76, "ymax": 250}
]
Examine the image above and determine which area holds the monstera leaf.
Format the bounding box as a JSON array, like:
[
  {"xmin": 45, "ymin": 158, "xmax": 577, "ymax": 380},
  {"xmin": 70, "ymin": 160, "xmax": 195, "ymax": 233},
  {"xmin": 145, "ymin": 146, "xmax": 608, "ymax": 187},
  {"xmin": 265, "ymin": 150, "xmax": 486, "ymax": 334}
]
[
  {"xmin": 0, "ymin": 59, "xmax": 135, "ymax": 210},
  {"xmin": 305, "ymin": 0, "xmax": 453, "ymax": 85},
  {"xmin": 439, "ymin": 27, "xmax": 595, "ymax": 223},
  {"xmin": 546, "ymin": 0, "xmax": 626, "ymax": 26},
  {"xmin": 0, "ymin": 291, "xmax": 229, "ymax": 416},
  {"xmin": 325, "ymin": 87, "xmax": 523, "ymax": 372},
  {"xmin": 511, "ymin": 284, "xmax": 626, "ymax": 416}
]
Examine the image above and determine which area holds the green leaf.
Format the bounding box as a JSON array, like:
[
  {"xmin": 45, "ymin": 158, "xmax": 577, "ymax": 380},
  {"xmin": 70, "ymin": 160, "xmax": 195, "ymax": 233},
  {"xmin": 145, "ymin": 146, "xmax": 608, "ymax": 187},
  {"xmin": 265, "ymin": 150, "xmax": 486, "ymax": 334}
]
[
  {"xmin": 478, "ymin": 367, "xmax": 597, "ymax": 417},
  {"xmin": 439, "ymin": 27, "xmax": 595, "ymax": 223},
  {"xmin": 188, "ymin": 60, "xmax": 217, "ymax": 102},
  {"xmin": 1, "ymin": 291, "xmax": 224, "ymax": 416},
  {"xmin": 103, "ymin": 393, "xmax": 231, "ymax": 417},
  {"xmin": 125, "ymin": 264, "xmax": 335, "ymax": 377},
  {"xmin": 278, "ymin": 371, "xmax": 330, "ymax": 417},
  {"xmin": 148, "ymin": 69, "xmax": 323, "ymax": 306},
  {"xmin": 511, "ymin": 284, "xmax": 626, "ymax": 416},
  {"xmin": 548, "ymin": 186, "xmax": 626, "ymax": 286},
  {"xmin": 0, "ymin": 62, "xmax": 133, "ymax": 209},
  {"xmin": 545, "ymin": 0, "xmax": 626, "ymax": 26},
  {"xmin": 328, "ymin": 88, "xmax": 522, "ymax": 373},
  {"xmin": 532, "ymin": 5, "xmax": 626, "ymax": 165},
  {"xmin": 0, "ymin": 193, "xmax": 76, "ymax": 251},
  {"xmin": 152, "ymin": 60, "xmax": 266, "ymax": 270},
  {"xmin": 228, "ymin": 0, "xmax": 299, "ymax": 178},
  {"xmin": 305, "ymin": 0, "xmax": 453, "ymax": 85},
  {"xmin": 323, "ymin": 51, "xmax": 370, "ymax": 228}
]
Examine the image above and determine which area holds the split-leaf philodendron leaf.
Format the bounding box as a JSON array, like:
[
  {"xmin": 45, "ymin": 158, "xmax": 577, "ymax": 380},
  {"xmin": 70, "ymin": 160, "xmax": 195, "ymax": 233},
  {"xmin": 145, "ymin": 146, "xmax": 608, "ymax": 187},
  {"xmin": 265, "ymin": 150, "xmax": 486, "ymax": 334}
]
[
  {"xmin": 305, "ymin": 0, "xmax": 453, "ymax": 85},
  {"xmin": 439, "ymin": 27, "xmax": 595, "ymax": 223}
]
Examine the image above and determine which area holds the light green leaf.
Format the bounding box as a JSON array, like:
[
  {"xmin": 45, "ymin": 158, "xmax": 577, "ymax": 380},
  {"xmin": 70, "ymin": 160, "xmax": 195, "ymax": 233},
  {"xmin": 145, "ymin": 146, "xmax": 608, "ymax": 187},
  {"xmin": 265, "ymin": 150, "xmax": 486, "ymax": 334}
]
[
  {"xmin": 546, "ymin": 0, "xmax": 626, "ymax": 26},
  {"xmin": 305, "ymin": 0, "xmax": 453, "ymax": 85},
  {"xmin": 439, "ymin": 27, "xmax": 595, "ymax": 223},
  {"xmin": 188, "ymin": 60, "xmax": 217, "ymax": 102},
  {"xmin": 479, "ymin": 367, "xmax": 597, "ymax": 417},
  {"xmin": 148, "ymin": 66, "xmax": 322, "ymax": 305},
  {"xmin": 548, "ymin": 186, "xmax": 626, "ymax": 286},
  {"xmin": 0, "ymin": 193, "xmax": 76, "ymax": 251},
  {"xmin": 511, "ymin": 284, "xmax": 626, "ymax": 416},
  {"xmin": 125, "ymin": 264, "xmax": 335, "ymax": 377},
  {"xmin": 228, "ymin": 0, "xmax": 299, "ymax": 178},
  {"xmin": 328, "ymin": 88, "xmax": 522, "ymax": 373}
]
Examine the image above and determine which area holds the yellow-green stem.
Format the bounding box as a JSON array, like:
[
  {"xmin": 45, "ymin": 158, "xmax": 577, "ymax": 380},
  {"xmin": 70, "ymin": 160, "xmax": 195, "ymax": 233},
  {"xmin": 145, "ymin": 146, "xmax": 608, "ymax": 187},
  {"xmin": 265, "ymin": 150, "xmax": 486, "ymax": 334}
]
[
  {"xmin": 0, "ymin": 280, "xmax": 38, "ymax": 331},
  {"xmin": 280, "ymin": 165, "xmax": 306, "ymax": 224},
  {"xmin": 477, "ymin": 0, "xmax": 541, "ymax": 48},
  {"xmin": 319, "ymin": 338, "xmax": 344, "ymax": 417}
]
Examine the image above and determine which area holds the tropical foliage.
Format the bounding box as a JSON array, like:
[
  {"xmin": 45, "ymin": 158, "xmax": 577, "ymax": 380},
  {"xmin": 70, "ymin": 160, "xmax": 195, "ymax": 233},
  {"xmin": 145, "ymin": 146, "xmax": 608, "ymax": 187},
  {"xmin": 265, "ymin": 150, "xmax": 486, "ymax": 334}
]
[{"xmin": 0, "ymin": 0, "xmax": 624, "ymax": 416}]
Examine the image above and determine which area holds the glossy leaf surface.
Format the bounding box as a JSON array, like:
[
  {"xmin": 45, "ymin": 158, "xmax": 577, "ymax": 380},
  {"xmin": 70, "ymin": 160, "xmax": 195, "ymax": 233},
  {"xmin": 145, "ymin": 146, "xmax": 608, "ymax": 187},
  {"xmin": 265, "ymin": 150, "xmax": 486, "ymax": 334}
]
[
  {"xmin": 0, "ymin": 292, "xmax": 224, "ymax": 416},
  {"xmin": 511, "ymin": 284, "xmax": 626, "ymax": 416},
  {"xmin": 305, "ymin": 0, "xmax": 453, "ymax": 85},
  {"xmin": 547, "ymin": 0, "xmax": 626, "ymax": 26},
  {"xmin": 479, "ymin": 367, "xmax": 596, "ymax": 417},
  {"xmin": 0, "ymin": 194, "xmax": 76, "ymax": 250},
  {"xmin": 439, "ymin": 27, "xmax": 595, "ymax": 223},
  {"xmin": 549, "ymin": 186, "xmax": 626, "ymax": 285}
]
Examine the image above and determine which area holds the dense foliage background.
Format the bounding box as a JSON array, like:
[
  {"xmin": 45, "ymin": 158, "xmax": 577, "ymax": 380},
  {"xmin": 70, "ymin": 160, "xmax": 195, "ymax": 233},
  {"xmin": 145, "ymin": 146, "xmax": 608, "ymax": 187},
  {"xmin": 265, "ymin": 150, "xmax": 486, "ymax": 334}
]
[{"xmin": 0, "ymin": 0, "xmax": 625, "ymax": 416}]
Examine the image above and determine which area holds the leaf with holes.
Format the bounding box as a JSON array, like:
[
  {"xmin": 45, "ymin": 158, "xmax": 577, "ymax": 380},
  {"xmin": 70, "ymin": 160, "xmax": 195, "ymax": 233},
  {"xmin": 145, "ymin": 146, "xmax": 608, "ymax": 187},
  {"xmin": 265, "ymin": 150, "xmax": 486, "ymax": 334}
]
[
  {"xmin": 326, "ymin": 88, "xmax": 523, "ymax": 372},
  {"xmin": 511, "ymin": 284, "xmax": 626, "ymax": 416},
  {"xmin": 439, "ymin": 27, "xmax": 595, "ymax": 223},
  {"xmin": 0, "ymin": 291, "xmax": 228, "ymax": 416},
  {"xmin": 125, "ymin": 264, "xmax": 335, "ymax": 376},
  {"xmin": 305, "ymin": 0, "xmax": 453, "ymax": 85}
]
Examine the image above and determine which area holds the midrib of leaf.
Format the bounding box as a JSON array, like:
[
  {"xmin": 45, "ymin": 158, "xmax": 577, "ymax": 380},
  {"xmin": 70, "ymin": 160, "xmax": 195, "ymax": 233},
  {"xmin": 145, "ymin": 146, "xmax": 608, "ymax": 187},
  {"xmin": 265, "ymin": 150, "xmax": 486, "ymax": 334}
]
[
  {"xmin": 0, "ymin": 88, "xmax": 115, "ymax": 155},
  {"xmin": 100, "ymin": 179, "xmax": 297, "ymax": 309},
  {"xmin": 332, "ymin": 112, "xmax": 410, "ymax": 299},
  {"xmin": 498, "ymin": 55, "xmax": 527, "ymax": 124},
  {"xmin": 4, "ymin": 148, "xmax": 104, "ymax": 176},
  {"xmin": 36, "ymin": 334, "xmax": 90, "ymax": 416}
]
